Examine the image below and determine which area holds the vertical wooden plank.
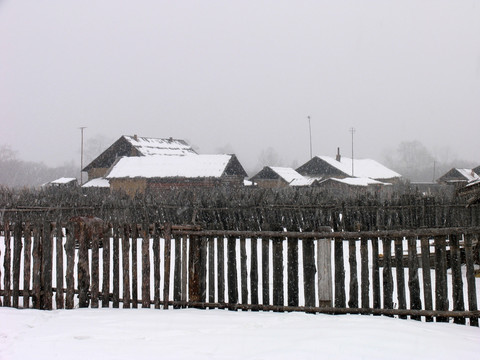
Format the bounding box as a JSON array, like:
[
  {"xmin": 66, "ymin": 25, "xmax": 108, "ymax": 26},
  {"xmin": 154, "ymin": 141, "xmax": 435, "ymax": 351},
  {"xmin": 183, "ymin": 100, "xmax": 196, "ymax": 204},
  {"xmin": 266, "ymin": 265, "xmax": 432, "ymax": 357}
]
[
  {"xmin": 371, "ymin": 237, "xmax": 380, "ymax": 310},
  {"xmin": 77, "ymin": 222, "xmax": 89, "ymax": 308},
  {"xmin": 227, "ymin": 236, "xmax": 238, "ymax": 306},
  {"xmin": 91, "ymin": 227, "xmax": 100, "ymax": 309},
  {"xmin": 23, "ymin": 223, "xmax": 32, "ymax": 308},
  {"xmin": 12, "ymin": 222, "xmax": 22, "ymax": 308},
  {"xmin": 464, "ymin": 234, "xmax": 478, "ymax": 326},
  {"xmin": 434, "ymin": 235, "xmax": 448, "ymax": 322},
  {"xmin": 208, "ymin": 236, "xmax": 216, "ymax": 305},
  {"xmin": 32, "ymin": 224, "xmax": 42, "ymax": 309},
  {"xmin": 317, "ymin": 237, "xmax": 333, "ymax": 308},
  {"xmin": 407, "ymin": 237, "xmax": 422, "ymax": 321},
  {"xmin": 360, "ymin": 237, "xmax": 369, "ymax": 309},
  {"xmin": 3, "ymin": 223, "xmax": 11, "ymax": 307},
  {"xmin": 287, "ymin": 236, "xmax": 299, "ymax": 307},
  {"xmin": 131, "ymin": 226, "xmax": 138, "ymax": 309},
  {"xmin": 181, "ymin": 236, "xmax": 188, "ymax": 306},
  {"xmin": 188, "ymin": 235, "xmax": 201, "ymax": 304},
  {"xmin": 112, "ymin": 224, "xmax": 120, "ymax": 308},
  {"xmin": 199, "ymin": 236, "xmax": 207, "ymax": 304},
  {"xmin": 348, "ymin": 239, "xmax": 358, "ymax": 308},
  {"xmin": 55, "ymin": 223, "xmax": 64, "ymax": 309},
  {"xmin": 240, "ymin": 237, "xmax": 248, "ymax": 307},
  {"xmin": 41, "ymin": 222, "xmax": 53, "ymax": 310},
  {"xmin": 262, "ymin": 237, "xmax": 270, "ymax": 305},
  {"xmin": 450, "ymin": 234, "xmax": 465, "ymax": 325},
  {"xmin": 272, "ymin": 236, "xmax": 284, "ymax": 307},
  {"xmin": 163, "ymin": 223, "xmax": 172, "ymax": 309},
  {"xmin": 174, "ymin": 235, "xmax": 182, "ymax": 307},
  {"xmin": 153, "ymin": 227, "xmax": 161, "ymax": 309},
  {"xmin": 65, "ymin": 222, "xmax": 75, "ymax": 309},
  {"xmin": 334, "ymin": 237, "xmax": 346, "ymax": 308},
  {"xmin": 382, "ymin": 238, "xmax": 393, "ymax": 313},
  {"xmin": 420, "ymin": 236, "xmax": 433, "ymax": 322},
  {"xmin": 0, "ymin": 223, "xmax": 2, "ymax": 307},
  {"xmin": 394, "ymin": 237, "xmax": 407, "ymax": 319},
  {"xmin": 122, "ymin": 224, "xmax": 131, "ymax": 308},
  {"xmin": 102, "ymin": 223, "xmax": 111, "ymax": 308},
  {"xmin": 141, "ymin": 224, "xmax": 151, "ymax": 308},
  {"xmin": 303, "ymin": 238, "xmax": 316, "ymax": 307},
  {"xmin": 250, "ymin": 237, "xmax": 259, "ymax": 307}
]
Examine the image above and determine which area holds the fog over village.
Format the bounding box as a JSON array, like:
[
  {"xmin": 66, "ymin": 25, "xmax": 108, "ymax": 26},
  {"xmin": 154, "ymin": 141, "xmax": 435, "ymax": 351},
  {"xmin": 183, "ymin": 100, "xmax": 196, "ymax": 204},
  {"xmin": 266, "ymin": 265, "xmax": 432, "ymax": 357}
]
[
  {"xmin": 1, "ymin": 2, "xmax": 480, "ymax": 360},
  {"xmin": 1, "ymin": 1, "xmax": 480, "ymax": 188}
]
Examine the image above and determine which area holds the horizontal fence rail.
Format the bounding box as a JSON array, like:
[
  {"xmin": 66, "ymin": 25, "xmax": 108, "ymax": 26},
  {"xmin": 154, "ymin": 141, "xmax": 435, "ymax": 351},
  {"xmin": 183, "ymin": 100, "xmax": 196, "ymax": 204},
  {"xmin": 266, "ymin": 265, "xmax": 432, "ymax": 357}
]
[{"xmin": 0, "ymin": 221, "xmax": 479, "ymax": 326}]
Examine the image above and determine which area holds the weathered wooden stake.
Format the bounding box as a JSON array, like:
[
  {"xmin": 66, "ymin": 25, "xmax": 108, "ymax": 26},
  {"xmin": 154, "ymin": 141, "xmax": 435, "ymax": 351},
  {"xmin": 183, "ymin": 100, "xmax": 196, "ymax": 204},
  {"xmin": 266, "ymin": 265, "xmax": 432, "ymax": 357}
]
[
  {"xmin": 56, "ymin": 223, "xmax": 64, "ymax": 309},
  {"xmin": 464, "ymin": 234, "xmax": 478, "ymax": 326},
  {"xmin": 420, "ymin": 236, "xmax": 433, "ymax": 322},
  {"xmin": 23, "ymin": 222, "xmax": 32, "ymax": 308},
  {"xmin": 65, "ymin": 223, "xmax": 75, "ymax": 309},
  {"xmin": 394, "ymin": 237, "xmax": 406, "ymax": 319},
  {"xmin": 163, "ymin": 223, "xmax": 172, "ymax": 309}
]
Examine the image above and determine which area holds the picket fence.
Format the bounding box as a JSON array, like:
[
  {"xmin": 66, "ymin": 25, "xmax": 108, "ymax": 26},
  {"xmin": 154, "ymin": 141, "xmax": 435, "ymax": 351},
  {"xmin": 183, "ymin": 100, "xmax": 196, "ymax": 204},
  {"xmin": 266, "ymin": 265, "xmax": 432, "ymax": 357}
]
[{"xmin": 0, "ymin": 220, "xmax": 479, "ymax": 326}]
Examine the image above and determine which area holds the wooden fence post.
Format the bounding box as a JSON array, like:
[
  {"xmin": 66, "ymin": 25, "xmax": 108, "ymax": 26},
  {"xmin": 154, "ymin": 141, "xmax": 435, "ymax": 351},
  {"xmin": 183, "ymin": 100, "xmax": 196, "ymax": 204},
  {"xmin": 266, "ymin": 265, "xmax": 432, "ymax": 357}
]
[
  {"xmin": 174, "ymin": 235, "xmax": 182, "ymax": 308},
  {"xmin": 250, "ymin": 237, "xmax": 259, "ymax": 307},
  {"xmin": 3, "ymin": 223, "xmax": 11, "ymax": 307},
  {"xmin": 407, "ymin": 237, "xmax": 421, "ymax": 321},
  {"xmin": 153, "ymin": 225, "xmax": 161, "ymax": 309},
  {"xmin": 122, "ymin": 224, "xmax": 131, "ymax": 308},
  {"xmin": 303, "ymin": 236, "xmax": 316, "ymax": 308},
  {"xmin": 317, "ymin": 237, "xmax": 333, "ymax": 308},
  {"xmin": 287, "ymin": 236, "xmax": 299, "ymax": 307},
  {"xmin": 227, "ymin": 236, "xmax": 238, "ymax": 307},
  {"xmin": 420, "ymin": 236, "xmax": 433, "ymax": 322},
  {"xmin": 55, "ymin": 223, "xmax": 64, "ymax": 309},
  {"xmin": 131, "ymin": 225, "xmax": 138, "ymax": 308},
  {"xmin": 394, "ymin": 237, "xmax": 407, "ymax": 319},
  {"xmin": 112, "ymin": 224, "xmax": 120, "ymax": 308},
  {"xmin": 41, "ymin": 222, "xmax": 53, "ymax": 310},
  {"xmin": 102, "ymin": 224, "xmax": 111, "ymax": 308},
  {"xmin": 65, "ymin": 222, "xmax": 75, "ymax": 309},
  {"xmin": 382, "ymin": 238, "xmax": 393, "ymax": 314},
  {"xmin": 348, "ymin": 238, "xmax": 358, "ymax": 308},
  {"xmin": 371, "ymin": 237, "xmax": 381, "ymax": 310},
  {"xmin": 464, "ymin": 234, "xmax": 478, "ymax": 326},
  {"xmin": 189, "ymin": 234, "xmax": 202, "ymax": 305},
  {"xmin": 91, "ymin": 227, "xmax": 100, "ymax": 309},
  {"xmin": 32, "ymin": 224, "xmax": 42, "ymax": 310},
  {"xmin": 240, "ymin": 236, "xmax": 248, "ymax": 307},
  {"xmin": 12, "ymin": 222, "xmax": 23, "ymax": 308},
  {"xmin": 163, "ymin": 223, "xmax": 172, "ymax": 309},
  {"xmin": 141, "ymin": 223, "xmax": 151, "ymax": 309},
  {"xmin": 217, "ymin": 236, "xmax": 225, "ymax": 304},
  {"xmin": 450, "ymin": 234, "xmax": 465, "ymax": 325},
  {"xmin": 77, "ymin": 222, "xmax": 90, "ymax": 308},
  {"xmin": 23, "ymin": 222, "xmax": 32, "ymax": 308},
  {"xmin": 434, "ymin": 235, "xmax": 449, "ymax": 322},
  {"xmin": 262, "ymin": 236, "xmax": 270, "ymax": 306},
  {"xmin": 334, "ymin": 237, "xmax": 346, "ymax": 308},
  {"xmin": 360, "ymin": 237, "xmax": 369, "ymax": 309}
]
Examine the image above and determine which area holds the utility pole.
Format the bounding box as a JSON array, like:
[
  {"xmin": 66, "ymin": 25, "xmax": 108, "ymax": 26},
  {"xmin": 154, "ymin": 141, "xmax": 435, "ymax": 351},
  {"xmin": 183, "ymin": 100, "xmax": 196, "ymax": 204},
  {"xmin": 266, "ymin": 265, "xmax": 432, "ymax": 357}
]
[
  {"xmin": 79, "ymin": 127, "xmax": 86, "ymax": 185},
  {"xmin": 308, "ymin": 116, "xmax": 312, "ymax": 159},
  {"xmin": 349, "ymin": 127, "xmax": 355, "ymax": 176}
]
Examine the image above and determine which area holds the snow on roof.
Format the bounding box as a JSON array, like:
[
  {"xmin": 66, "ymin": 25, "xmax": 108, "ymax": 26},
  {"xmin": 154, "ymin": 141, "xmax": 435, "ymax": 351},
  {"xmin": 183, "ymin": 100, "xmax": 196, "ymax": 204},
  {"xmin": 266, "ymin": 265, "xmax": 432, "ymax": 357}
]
[
  {"xmin": 318, "ymin": 156, "xmax": 401, "ymax": 180},
  {"xmin": 82, "ymin": 178, "xmax": 110, "ymax": 188},
  {"xmin": 50, "ymin": 177, "xmax": 77, "ymax": 185},
  {"xmin": 320, "ymin": 177, "xmax": 390, "ymax": 187},
  {"xmin": 124, "ymin": 135, "xmax": 197, "ymax": 156},
  {"xmin": 106, "ymin": 154, "xmax": 234, "ymax": 179},
  {"xmin": 466, "ymin": 178, "xmax": 480, "ymax": 188},
  {"xmin": 456, "ymin": 168, "xmax": 480, "ymax": 182},
  {"xmin": 269, "ymin": 167, "xmax": 315, "ymax": 186}
]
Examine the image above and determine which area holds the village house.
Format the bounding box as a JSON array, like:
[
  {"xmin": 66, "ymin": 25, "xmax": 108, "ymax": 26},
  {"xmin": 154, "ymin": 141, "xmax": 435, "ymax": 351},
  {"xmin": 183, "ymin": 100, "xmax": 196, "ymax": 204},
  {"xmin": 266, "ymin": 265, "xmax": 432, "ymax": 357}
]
[
  {"xmin": 436, "ymin": 168, "xmax": 480, "ymax": 186},
  {"xmin": 296, "ymin": 149, "xmax": 401, "ymax": 183},
  {"xmin": 313, "ymin": 176, "xmax": 391, "ymax": 196},
  {"xmin": 250, "ymin": 166, "xmax": 315, "ymax": 188},
  {"xmin": 82, "ymin": 135, "xmax": 197, "ymax": 182},
  {"xmin": 105, "ymin": 154, "xmax": 247, "ymax": 196}
]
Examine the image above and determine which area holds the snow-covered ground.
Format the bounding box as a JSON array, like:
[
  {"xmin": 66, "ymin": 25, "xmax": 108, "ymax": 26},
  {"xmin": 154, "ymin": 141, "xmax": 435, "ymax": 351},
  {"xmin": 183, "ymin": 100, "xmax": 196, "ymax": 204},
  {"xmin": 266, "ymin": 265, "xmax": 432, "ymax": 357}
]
[{"xmin": 1, "ymin": 307, "xmax": 479, "ymax": 360}]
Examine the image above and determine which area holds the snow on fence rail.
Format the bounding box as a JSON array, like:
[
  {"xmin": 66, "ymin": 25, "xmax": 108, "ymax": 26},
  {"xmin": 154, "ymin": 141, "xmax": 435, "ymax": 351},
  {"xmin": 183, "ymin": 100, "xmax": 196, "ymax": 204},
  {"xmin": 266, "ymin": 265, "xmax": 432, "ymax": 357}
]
[{"xmin": 1, "ymin": 221, "xmax": 479, "ymax": 326}]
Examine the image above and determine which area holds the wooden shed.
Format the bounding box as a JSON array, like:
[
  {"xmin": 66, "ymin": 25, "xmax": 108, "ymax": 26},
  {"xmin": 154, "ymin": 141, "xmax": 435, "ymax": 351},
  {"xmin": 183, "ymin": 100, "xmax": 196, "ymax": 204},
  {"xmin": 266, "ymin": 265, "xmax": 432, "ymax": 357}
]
[{"xmin": 436, "ymin": 168, "xmax": 480, "ymax": 186}]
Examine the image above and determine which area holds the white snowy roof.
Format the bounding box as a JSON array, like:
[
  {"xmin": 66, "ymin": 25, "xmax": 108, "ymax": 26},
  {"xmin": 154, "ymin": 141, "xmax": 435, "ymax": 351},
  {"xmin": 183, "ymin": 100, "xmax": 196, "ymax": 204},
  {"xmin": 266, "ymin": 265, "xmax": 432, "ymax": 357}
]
[
  {"xmin": 50, "ymin": 177, "xmax": 77, "ymax": 185},
  {"xmin": 456, "ymin": 168, "xmax": 480, "ymax": 182},
  {"xmin": 269, "ymin": 167, "xmax": 315, "ymax": 186},
  {"xmin": 319, "ymin": 177, "xmax": 390, "ymax": 187},
  {"xmin": 106, "ymin": 155, "xmax": 234, "ymax": 179},
  {"xmin": 124, "ymin": 135, "xmax": 197, "ymax": 156},
  {"xmin": 318, "ymin": 156, "xmax": 401, "ymax": 180},
  {"xmin": 466, "ymin": 178, "xmax": 480, "ymax": 188},
  {"xmin": 82, "ymin": 178, "xmax": 110, "ymax": 188}
]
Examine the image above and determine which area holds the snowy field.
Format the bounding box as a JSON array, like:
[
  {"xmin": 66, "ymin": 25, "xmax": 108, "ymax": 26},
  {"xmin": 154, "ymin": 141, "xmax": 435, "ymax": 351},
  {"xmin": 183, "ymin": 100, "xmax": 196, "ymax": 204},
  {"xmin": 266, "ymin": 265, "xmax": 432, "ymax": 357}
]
[{"xmin": 1, "ymin": 307, "xmax": 479, "ymax": 360}]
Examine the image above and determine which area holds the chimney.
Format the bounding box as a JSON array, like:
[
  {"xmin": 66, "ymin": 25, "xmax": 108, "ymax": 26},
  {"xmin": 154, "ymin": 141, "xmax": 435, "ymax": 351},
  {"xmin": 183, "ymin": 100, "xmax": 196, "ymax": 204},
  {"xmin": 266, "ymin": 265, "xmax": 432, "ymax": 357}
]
[{"xmin": 336, "ymin": 147, "xmax": 341, "ymax": 162}]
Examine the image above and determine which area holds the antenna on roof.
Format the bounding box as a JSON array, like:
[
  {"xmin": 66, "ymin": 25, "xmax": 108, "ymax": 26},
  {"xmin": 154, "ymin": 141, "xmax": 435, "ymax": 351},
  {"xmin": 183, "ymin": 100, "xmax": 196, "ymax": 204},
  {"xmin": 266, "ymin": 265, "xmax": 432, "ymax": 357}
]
[
  {"xmin": 79, "ymin": 126, "xmax": 86, "ymax": 185},
  {"xmin": 349, "ymin": 127, "xmax": 355, "ymax": 176},
  {"xmin": 308, "ymin": 116, "xmax": 312, "ymax": 159}
]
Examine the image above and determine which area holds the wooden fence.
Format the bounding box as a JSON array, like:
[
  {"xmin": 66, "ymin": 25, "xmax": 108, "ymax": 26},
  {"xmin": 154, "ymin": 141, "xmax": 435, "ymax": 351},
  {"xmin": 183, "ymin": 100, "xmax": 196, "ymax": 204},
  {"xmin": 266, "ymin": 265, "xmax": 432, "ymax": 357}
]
[{"xmin": 1, "ymin": 220, "xmax": 479, "ymax": 326}]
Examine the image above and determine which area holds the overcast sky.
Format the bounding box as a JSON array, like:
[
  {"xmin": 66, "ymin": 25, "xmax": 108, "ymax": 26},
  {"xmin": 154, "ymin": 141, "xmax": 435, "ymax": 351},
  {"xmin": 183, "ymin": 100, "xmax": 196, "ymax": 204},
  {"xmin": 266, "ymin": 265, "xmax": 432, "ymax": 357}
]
[{"xmin": 1, "ymin": 0, "xmax": 479, "ymax": 172}]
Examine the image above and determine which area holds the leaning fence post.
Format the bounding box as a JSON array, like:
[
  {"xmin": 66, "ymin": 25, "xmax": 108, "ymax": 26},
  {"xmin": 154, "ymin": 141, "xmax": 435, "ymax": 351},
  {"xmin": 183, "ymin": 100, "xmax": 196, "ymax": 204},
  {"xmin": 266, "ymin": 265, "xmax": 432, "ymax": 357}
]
[
  {"xmin": 450, "ymin": 234, "xmax": 465, "ymax": 325},
  {"xmin": 464, "ymin": 234, "xmax": 478, "ymax": 326}
]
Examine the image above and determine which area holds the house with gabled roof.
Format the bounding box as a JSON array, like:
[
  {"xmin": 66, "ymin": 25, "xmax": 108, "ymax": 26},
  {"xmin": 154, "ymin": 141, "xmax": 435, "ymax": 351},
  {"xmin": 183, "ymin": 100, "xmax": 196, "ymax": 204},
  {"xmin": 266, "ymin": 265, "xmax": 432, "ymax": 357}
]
[
  {"xmin": 250, "ymin": 166, "xmax": 315, "ymax": 188},
  {"xmin": 83, "ymin": 135, "xmax": 197, "ymax": 181},
  {"xmin": 296, "ymin": 149, "xmax": 401, "ymax": 183},
  {"xmin": 105, "ymin": 154, "xmax": 247, "ymax": 196},
  {"xmin": 436, "ymin": 168, "xmax": 480, "ymax": 185}
]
